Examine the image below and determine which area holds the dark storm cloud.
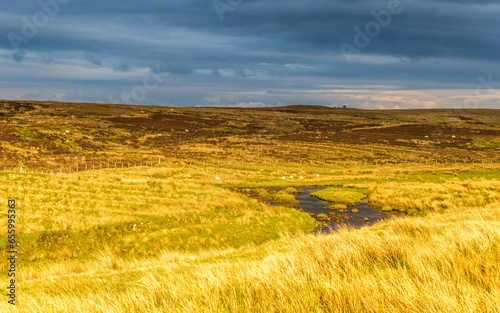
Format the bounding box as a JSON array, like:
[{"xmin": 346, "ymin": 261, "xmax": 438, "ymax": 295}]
[{"xmin": 0, "ymin": 0, "xmax": 499, "ymax": 107}]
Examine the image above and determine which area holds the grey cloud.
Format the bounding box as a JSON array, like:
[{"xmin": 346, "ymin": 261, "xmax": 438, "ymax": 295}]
[
  {"xmin": 0, "ymin": 0, "xmax": 498, "ymax": 107},
  {"xmin": 84, "ymin": 53, "xmax": 102, "ymax": 66},
  {"xmin": 113, "ymin": 61, "xmax": 130, "ymax": 72}
]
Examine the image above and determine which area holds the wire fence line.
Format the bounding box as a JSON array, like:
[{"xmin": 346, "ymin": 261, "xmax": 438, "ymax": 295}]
[{"xmin": 2, "ymin": 157, "xmax": 499, "ymax": 175}]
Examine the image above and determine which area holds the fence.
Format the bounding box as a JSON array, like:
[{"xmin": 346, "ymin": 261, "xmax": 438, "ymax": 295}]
[{"xmin": 2, "ymin": 157, "xmax": 499, "ymax": 175}]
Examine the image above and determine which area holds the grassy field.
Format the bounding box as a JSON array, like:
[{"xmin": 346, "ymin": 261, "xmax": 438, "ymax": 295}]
[{"xmin": 0, "ymin": 101, "xmax": 499, "ymax": 312}]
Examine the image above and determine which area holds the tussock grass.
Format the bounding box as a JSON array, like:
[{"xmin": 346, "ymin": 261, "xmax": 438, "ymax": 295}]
[{"xmin": 2, "ymin": 206, "xmax": 499, "ymax": 312}]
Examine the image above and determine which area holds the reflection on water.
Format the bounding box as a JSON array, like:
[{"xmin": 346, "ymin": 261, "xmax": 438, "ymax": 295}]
[{"xmin": 255, "ymin": 187, "xmax": 402, "ymax": 233}]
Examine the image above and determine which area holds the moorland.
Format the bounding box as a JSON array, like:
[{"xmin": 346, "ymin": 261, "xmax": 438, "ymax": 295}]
[{"xmin": 0, "ymin": 100, "xmax": 499, "ymax": 312}]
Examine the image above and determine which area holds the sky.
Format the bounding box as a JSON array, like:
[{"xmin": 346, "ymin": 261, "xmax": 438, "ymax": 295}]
[{"xmin": 1, "ymin": 0, "xmax": 500, "ymax": 109}]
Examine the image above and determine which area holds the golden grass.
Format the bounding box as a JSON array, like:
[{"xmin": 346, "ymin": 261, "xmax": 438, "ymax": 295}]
[
  {"xmin": 367, "ymin": 179, "xmax": 500, "ymax": 213},
  {"xmin": 0, "ymin": 167, "xmax": 273, "ymax": 234},
  {"xmin": 1, "ymin": 162, "xmax": 499, "ymax": 312},
  {"xmin": 2, "ymin": 205, "xmax": 499, "ymax": 312}
]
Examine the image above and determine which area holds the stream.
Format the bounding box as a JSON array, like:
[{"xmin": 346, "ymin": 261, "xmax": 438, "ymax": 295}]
[{"xmin": 249, "ymin": 187, "xmax": 402, "ymax": 233}]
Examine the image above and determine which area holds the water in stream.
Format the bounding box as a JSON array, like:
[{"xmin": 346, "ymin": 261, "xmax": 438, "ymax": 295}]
[{"xmin": 252, "ymin": 187, "xmax": 402, "ymax": 233}]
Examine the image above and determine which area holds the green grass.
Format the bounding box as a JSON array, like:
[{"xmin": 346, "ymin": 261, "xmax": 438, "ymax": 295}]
[
  {"xmin": 405, "ymin": 169, "xmax": 499, "ymax": 182},
  {"xmin": 471, "ymin": 139, "xmax": 500, "ymax": 151},
  {"xmin": 2, "ymin": 203, "xmax": 315, "ymax": 266},
  {"xmin": 256, "ymin": 189, "xmax": 298, "ymax": 204},
  {"xmin": 310, "ymin": 187, "xmax": 366, "ymax": 204}
]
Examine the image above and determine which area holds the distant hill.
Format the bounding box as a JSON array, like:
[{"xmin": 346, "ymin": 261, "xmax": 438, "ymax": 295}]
[{"xmin": 1, "ymin": 100, "xmax": 499, "ymax": 169}]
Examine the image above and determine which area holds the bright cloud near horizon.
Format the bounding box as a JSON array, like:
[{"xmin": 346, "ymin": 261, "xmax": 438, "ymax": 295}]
[{"xmin": 1, "ymin": 0, "xmax": 500, "ymax": 109}]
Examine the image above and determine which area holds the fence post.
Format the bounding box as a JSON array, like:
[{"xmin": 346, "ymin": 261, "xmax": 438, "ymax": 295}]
[
  {"xmin": 93, "ymin": 164, "xmax": 95, "ymax": 170},
  {"xmin": 60, "ymin": 167, "xmax": 62, "ymax": 174}
]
